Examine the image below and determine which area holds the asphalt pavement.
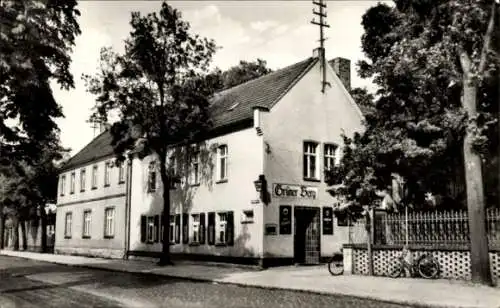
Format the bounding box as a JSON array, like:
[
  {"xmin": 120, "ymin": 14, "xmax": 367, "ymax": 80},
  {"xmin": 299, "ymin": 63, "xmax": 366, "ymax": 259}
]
[{"xmin": 0, "ymin": 255, "xmax": 423, "ymax": 308}]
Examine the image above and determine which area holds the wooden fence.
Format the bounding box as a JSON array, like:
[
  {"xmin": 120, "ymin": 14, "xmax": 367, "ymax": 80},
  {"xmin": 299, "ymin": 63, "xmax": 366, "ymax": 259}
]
[{"xmin": 373, "ymin": 208, "xmax": 500, "ymax": 248}]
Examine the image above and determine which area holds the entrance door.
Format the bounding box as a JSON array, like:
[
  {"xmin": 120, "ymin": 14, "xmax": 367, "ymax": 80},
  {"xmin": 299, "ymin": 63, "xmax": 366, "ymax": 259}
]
[{"xmin": 294, "ymin": 207, "xmax": 320, "ymax": 264}]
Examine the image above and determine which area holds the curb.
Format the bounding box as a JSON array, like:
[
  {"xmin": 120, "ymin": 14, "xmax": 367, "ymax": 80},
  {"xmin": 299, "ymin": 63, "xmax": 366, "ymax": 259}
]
[{"xmin": 0, "ymin": 253, "xmax": 474, "ymax": 308}]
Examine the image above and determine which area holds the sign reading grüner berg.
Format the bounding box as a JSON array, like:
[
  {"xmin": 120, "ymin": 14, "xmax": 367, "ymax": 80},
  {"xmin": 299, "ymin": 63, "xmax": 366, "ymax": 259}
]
[{"xmin": 273, "ymin": 183, "xmax": 318, "ymax": 199}]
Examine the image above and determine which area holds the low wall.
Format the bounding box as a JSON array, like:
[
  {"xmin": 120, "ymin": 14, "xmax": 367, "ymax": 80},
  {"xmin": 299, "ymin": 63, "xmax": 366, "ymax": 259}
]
[{"xmin": 343, "ymin": 244, "xmax": 500, "ymax": 281}]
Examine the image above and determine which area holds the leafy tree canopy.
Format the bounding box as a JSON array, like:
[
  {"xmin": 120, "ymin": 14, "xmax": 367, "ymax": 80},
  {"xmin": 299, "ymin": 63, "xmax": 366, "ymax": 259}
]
[
  {"xmin": 0, "ymin": 0, "xmax": 81, "ymax": 160},
  {"xmin": 327, "ymin": 0, "xmax": 499, "ymax": 214},
  {"xmin": 83, "ymin": 1, "xmax": 219, "ymax": 265}
]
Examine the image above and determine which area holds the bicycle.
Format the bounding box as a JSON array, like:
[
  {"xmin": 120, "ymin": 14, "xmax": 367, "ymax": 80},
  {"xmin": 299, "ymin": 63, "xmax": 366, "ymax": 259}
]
[
  {"xmin": 388, "ymin": 246, "xmax": 440, "ymax": 279},
  {"xmin": 327, "ymin": 252, "xmax": 344, "ymax": 275}
]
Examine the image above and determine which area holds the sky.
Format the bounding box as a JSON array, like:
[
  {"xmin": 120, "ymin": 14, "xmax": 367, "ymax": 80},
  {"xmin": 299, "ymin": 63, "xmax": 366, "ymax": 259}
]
[{"xmin": 52, "ymin": 0, "xmax": 388, "ymax": 156}]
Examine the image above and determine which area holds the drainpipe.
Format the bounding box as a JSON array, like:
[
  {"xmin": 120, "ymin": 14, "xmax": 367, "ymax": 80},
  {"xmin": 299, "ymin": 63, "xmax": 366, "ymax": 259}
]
[{"xmin": 123, "ymin": 157, "xmax": 133, "ymax": 259}]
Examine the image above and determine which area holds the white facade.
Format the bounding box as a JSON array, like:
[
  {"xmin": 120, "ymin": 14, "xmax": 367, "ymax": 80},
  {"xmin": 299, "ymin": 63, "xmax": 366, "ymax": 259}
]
[
  {"xmin": 55, "ymin": 155, "xmax": 128, "ymax": 258},
  {"xmin": 127, "ymin": 58, "xmax": 364, "ymax": 265}
]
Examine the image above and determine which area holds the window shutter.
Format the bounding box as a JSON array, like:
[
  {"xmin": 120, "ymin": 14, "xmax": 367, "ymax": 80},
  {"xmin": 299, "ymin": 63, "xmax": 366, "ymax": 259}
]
[
  {"xmin": 140, "ymin": 215, "xmax": 146, "ymax": 243},
  {"xmin": 160, "ymin": 212, "xmax": 164, "ymax": 243},
  {"xmin": 208, "ymin": 212, "xmax": 215, "ymax": 245},
  {"xmin": 226, "ymin": 211, "xmax": 234, "ymax": 246},
  {"xmin": 182, "ymin": 213, "xmax": 189, "ymax": 244},
  {"xmin": 199, "ymin": 213, "xmax": 206, "ymax": 244},
  {"xmin": 175, "ymin": 214, "xmax": 180, "ymax": 243},
  {"xmin": 154, "ymin": 215, "xmax": 160, "ymax": 242}
]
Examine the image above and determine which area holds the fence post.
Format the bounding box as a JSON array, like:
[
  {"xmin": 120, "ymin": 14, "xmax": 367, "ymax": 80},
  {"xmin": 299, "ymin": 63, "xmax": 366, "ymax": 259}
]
[{"xmin": 367, "ymin": 208, "xmax": 374, "ymax": 276}]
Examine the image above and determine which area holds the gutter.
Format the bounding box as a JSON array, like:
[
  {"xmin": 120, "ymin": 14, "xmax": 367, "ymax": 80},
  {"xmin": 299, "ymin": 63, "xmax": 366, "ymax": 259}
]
[{"xmin": 123, "ymin": 157, "xmax": 133, "ymax": 259}]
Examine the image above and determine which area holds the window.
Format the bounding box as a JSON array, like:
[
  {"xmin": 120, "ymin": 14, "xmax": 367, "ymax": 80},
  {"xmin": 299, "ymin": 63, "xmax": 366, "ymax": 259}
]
[
  {"xmin": 147, "ymin": 216, "xmax": 154, "ymax": 242},
  {"xmin": 92, "ymin": 165, "xmax": 98, "ymax": 189},
  {"xmin": 80, "ymin": 169, "xmax": 86, "ymax": 192},
  {"xmin": 148, "ymin": 162, "xmax": 156, "ymax": 192},
  {"xmin": 169, "ymin": 215, "xmax": 175, "ymax": 244},
  {"xmin": 60, "ymin": 175, "xmax": 66, "ymax": 196},
  {"xmin": 191, "ymin": 151, "xmax": 200, "ymax": 185},
  {"xmin": 118, "ymin": 162, "xmax": 125, "ymax": 183},
  {"xmin": 191, "ymin": 214, "xmax": 200, "ymax": 243},
  {"xmin": 104, "ymin": 208, "xmax": 115, "ymax": 238},
  {"xmin": 217, "ymin": 213, "xmax": 227, "ymax": 244},
  {"xmin": 324, "ymin": 144, "xmax": 338, "ymax": 172},
  {"xmin": 70, "ymin": 172, "xmax": 75, "ymax": 194},
  {"xmin": 218, "ymin": 145, "xmax": 228, "ymax": 181},
  {"xmin": 104, "ymin": 161, "xmax": 111, "ymax": 186},
  {"xmin": 303, "ymin": 142, "xmax": 318, "ymax": 180},
  {"xmin": 64, "ymin": 212, "xmax": 72, "ymax": 238},
  {"xmin": 83, "ymin": 210, "xmax": 91, "ymax": 238}
]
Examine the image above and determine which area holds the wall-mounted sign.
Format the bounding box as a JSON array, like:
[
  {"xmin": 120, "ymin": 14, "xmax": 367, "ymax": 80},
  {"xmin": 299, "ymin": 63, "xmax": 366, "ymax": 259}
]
[
  {"xmin": 322, "ymin": 207, "xmax": 334, "ymax": 235},
  {"xmin": 273, "ymin": 183, "xmax": 318, "ymax": 199},
  {"xmin": 279, "ymin": 205, "xmax": 292, "ymax": 234},
  {"xmin": 265, "ymin": 223, "xmax": 277, "ymax": 235}
]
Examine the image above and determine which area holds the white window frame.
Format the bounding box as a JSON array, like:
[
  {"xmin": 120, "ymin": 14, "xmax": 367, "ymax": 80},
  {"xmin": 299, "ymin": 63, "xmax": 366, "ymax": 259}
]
[
  {"xmin": 191, "ymin": 152, "xmax": 200, "ymax": 185},
  {"xmin": 83, "ymin": 210, "xmax": 92, "ymax": 238},
  {"xmin": 92, "ymin": 165, "xmax": 98, "ymax": 189},
  {"xmin": 324, "ymin": 143, "xmax": 338, "ymax": 172},
  {"xmin": 218, "ymin": 145, "xmax": 228, "ymax": 181},
  {"xmin": 69, "ymin": 172, "xmax": 75, "ymax": 194},
  {"xmin": 64, "ymin": 212, "xmax": 72, "ymax": 237},
  {"xmin": 191, "ymin": 214, "xmax": 200, "ymax": 243},
  {"xmin": 147, "ymin": 216, "xmax": 155, "ymax": 242},
  {"xmin": 80, "ymin": 168, "xmax": 86, "ymax": 192},
  {"xmin": 60, "ymin": 175, "xmax": 66, "ymax": 196},
  {"xmin": 217, "ymin": 212, "xmax": 227, "ymax": 244},
  {"xmin": 169, "ymin": 215, "xmax": 175, "ymax": 244},
  {"xmin": 148, "ymin": 162, "xmax": 156, "ymax": 192},
  {"xmin": 118, "ymin": 162, "xmax": 125, "ymax": 183},
  {"xmin": 104, "ymin": 161, "xmax": 111, "ymax": 186},
  {"xmin": 303, "ymin": 141, "xmax": 319, "ymax": 180},
  {"xmin": 104, "ymin": 207, "xmax": 115, "ymax": 238}
]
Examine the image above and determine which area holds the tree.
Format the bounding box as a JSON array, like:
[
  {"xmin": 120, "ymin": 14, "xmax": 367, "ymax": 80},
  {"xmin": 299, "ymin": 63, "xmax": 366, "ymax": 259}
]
[
  {"xmin": 84, "ymin": 1, "xmax": 217, "ymax": 266},
  {"xmin": 0, "ymin": 0, "xmax": 80, "ymax": 161},
  {"xmin": 328, "ymin": 0, "xmax": 498, "ymax": 285},
  {"xmin": 201, "ymin": 58, "xmax": 272, "ymax": 94},
  {"xmin": 0, "ymin": 131, "xmax": 63, "ymax": 251},
  {"xmin": 220, "ymin": 59, "xmax": 272, "ymax": 90}
]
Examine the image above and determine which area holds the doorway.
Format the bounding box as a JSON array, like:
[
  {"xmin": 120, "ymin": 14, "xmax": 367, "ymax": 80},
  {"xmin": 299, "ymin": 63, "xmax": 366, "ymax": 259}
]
[{"xmin": 294, "ymin": 206, "xmax": 320, "ymax": 264}]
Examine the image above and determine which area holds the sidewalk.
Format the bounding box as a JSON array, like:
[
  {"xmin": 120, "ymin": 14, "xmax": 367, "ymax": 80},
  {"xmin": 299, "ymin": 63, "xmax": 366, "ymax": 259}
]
[{"xmin": 1, "ymin": 250, "xmax": 499, "ymax": 308}]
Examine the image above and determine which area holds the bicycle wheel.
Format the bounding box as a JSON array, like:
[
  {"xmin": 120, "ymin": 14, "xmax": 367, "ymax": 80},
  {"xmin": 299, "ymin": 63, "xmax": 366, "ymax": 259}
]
[
  {"xmin": 388, "ymin": 263, "xmax": 403, "ymax": 278},
  {"xmin": 328, "ymin": 259, "xmax": 344, "ymax": 276},
  {"xmin": 417, "ymin": 255, "xmax": 440, "ymax": 279}
]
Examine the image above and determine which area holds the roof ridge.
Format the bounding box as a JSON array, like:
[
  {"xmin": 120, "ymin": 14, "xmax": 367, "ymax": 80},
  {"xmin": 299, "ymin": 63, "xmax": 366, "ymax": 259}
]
[
  {"xmin": 214, "ymin": 57, "xmax": 315, "ymax": 97},
  {"xmin": 61, "ymin": 130, "xmax": 111, "ymax": 169}
]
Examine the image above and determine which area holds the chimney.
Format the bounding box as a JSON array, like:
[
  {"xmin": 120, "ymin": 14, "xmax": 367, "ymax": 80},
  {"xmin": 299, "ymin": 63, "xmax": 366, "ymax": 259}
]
[{"xmin": 330, "ymin": 57, "xmax": 351, "ymax": 92}]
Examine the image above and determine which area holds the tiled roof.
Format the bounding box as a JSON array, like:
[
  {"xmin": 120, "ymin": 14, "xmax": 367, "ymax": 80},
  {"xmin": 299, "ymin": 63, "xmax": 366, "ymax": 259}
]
[
  {"xmin": 61, "ymin": 130, "xmax": 114, "ymax": 172},
  {"xmin": 61, "ymin": 57, "xmax": 317, "ymax": 171},
  {"xmin": 210, "ymin": 57, "xmax": 317, "ymax": 128}
]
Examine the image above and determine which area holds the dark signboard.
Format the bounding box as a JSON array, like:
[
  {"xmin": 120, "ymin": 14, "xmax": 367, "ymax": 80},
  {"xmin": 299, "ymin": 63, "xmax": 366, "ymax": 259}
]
[
  {"xmin": 322, "ymin": 207, "xmax": 334, "ymax": 235},
  {"xmin": 279, "ymin": 205, "xmax": 292, "ymax": 235}
]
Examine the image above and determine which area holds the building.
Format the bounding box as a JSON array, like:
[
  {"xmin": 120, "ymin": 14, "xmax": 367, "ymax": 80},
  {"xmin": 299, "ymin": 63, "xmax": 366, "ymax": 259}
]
[
  {"xmin": 55, "ymin": 133, "xmax": 129, "ymax": 258},
  {"xmin": 55, "ymin": 49, "xmax": 364, "ymax": 266}
]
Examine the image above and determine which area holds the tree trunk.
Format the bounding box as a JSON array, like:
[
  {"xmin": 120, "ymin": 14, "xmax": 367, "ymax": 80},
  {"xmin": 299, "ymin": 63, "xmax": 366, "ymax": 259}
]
[
  {"xmin": 12, "ymin": 216, "xmax": 19, "ymax": 251},
  {"xmin": 20, "ymin": 219, "xmax": 27, "ymax": 250},
  {"xmin": 40, "ymin": 206, "xmax": 47, "ymax": 253},
  {"xmin": 0, "ymin": 204, "xmax": 4, "ymax": 249},
  {"xmin": 460, "ymin": 58, "xmax": 492, "ymax": 285},
  {"xmin": 158, "ymin": 152, "xmax": 173, "ymax": 266}
]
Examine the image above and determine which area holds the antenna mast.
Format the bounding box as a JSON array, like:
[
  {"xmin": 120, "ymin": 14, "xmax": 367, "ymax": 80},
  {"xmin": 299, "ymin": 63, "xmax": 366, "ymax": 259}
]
[{"xmin": 311, "ymin": 0, "xmax": 330, "ymax": 93}]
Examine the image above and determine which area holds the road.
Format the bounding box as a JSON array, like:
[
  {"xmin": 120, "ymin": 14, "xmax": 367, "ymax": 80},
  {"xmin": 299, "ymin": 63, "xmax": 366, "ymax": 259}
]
[{"xmin": 0, "ymin": 255, "xmax": 420, "ymax": 308}]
